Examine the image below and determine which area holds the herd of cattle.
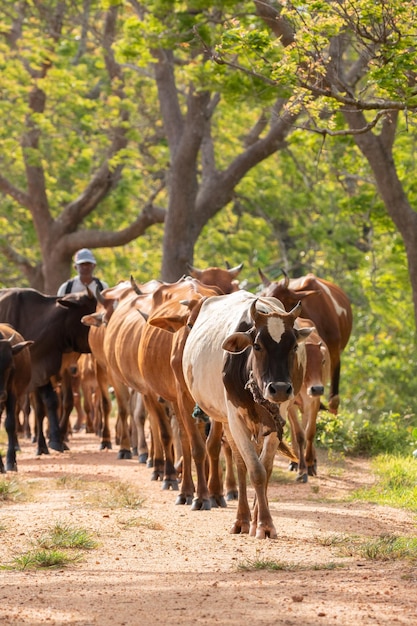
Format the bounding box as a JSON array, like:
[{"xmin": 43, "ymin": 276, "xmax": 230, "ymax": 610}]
[{"xmin": 0, "ymin": 264, "xmax": 352, "ymax": 539}]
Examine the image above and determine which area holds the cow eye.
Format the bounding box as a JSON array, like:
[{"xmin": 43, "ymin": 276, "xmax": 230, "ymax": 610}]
[{"xmin": 253, "ymin": 342, "xmax": 261, "ymax": 351}]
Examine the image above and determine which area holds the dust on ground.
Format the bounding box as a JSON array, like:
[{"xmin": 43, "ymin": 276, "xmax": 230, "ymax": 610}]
[{"xmin": 1, "ymin": 421, "xmax": 416, "ymax": 626}]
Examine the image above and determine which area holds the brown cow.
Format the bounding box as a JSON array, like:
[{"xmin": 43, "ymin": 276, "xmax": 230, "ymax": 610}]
[
  {"xmin": 259, "ymin": 269, "xmax": 352, "ymax": 414},
  {"xmin": 138, "ymin": 277, "xmax": 223, "ymax": 508},
  {"xmin": 83, "ymin": 279, "xmax": 176, "ymax": 476},
  {"xmin": 186, "ymin": 263, "xmax": 243, "ymax": 294},
  {"xmin": 282, "ymin": 318, "xmax": 331, "ymax": 482},
  {"xmin": 153, "ymin": 290, "xmax": 313, "ymax": 537},
  {"xmin": 0, "ymin": 323, "xmax": 33, "ymax": 472}
]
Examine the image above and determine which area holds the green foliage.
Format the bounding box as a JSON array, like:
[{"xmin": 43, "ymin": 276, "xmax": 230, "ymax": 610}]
[{"xmin": 351, "ymin": 455, "xmax": 417, "ymax": 511}]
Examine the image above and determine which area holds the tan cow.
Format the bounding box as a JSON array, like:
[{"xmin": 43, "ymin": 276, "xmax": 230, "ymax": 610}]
[
  {"xmin": 259, "ymin": 269, "xmax": 352, "ymax": 414},
  {"xmin": 138, "ymin": 277, "xmax": 223, "ymax": 508},
  {"xmin": 281, "ymin": 318, "xmax": 331, "ymax": 482}
]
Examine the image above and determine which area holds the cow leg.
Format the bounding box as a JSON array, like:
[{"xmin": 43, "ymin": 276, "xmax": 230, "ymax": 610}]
[
  {"xmin": 58, "ymin": 370, "xmax": 73, "ymax": 447},
  {"xmin": 144, "ymin": 394, "xmax": 177, "ymax": 490},
  {"xmin": 38, "ymin": 382, "xmax": 65, "ymax": 453},
  {"xmin": 174, "ymin": 392, "xmax": 210, "ymax": 510},
  {"xmin": 206, "ymin": 420, "xmax": 227, "ymax": 508},
  {"xmin": 130, "ymin": 392, "xmax": 148, "ymax": 463},
  {"xmin": 223, "ymin": 424, "xmax": 251, "ymax": 534},
  {"xmin": 251, "ymin": 432, "xmax": 279, "ymax": 537},
  {"xmin": 302, "ymin": 398, "xmax": 320, "ymax": 476},
  {"xmin": 286, "ymin": 404, "xmax": 308, "ymax": 483},
  {"xmin": 226, "ymin": 416, "xmax": 278, "ymax": 539},
  {"xmin": 5, "ymin": 395, "xmax": 18, "ymax": 471},
  {"xmin": 222, "ymin": 432, "xmax": 238, "ymax": 501},
  {"xmin": 114, "ymin": 383, "xmax": 132, "ymax": 460},
  {"xmin": 328, "ymin": 361, "xmax": 341, "ymax": 414}
]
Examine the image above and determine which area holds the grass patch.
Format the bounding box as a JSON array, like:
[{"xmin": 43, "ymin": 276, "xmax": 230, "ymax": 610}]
[
  {"xmin": 1, "ymin": 549, "xmax": 83, "ymax": 570},
  {"xmin": 351, "ymin": 454, "xmax": 417, "ymax": 511},
  {"xmin": 238, "ymin": 557, "xmax": 299, "ymax": 571},
  {"xmin": 55, "ymin": 474, "xmax": 88, "ymax": 490},
  {"xmin": 118, "ymin": 516, "xmax": 164, "ymax": 530},
  {"xmin": 37, "ymin": 522, "xmax": 98, "ymax": 550},
  {"xmin": 86, "ymin": 480, "xmax": 144, "ymax": 510},
  {"xmin": 317, "ymin": 532, "xmax": 417, "ymax": 562},
  {"xmin": 0, "ymin": 478, "xmax": 25, "ymax": 503}
]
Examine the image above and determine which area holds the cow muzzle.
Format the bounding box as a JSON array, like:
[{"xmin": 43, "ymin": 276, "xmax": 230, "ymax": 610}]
[
  {"xmin": 309, "ymin": 385, "xmax": 325, "ymax": 397},
  {"xmin": 265, "ymin": 381, "xmax": 293, "ymax": 403}
]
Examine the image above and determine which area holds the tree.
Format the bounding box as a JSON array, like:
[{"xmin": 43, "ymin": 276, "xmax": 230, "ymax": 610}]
[
  {"xmin": 0, "ymin": 2, "xmax": 166, "ymax": 293},
  {"xmin": 211, "ymin": 0, "xmax": 417, "ymax": 325}
]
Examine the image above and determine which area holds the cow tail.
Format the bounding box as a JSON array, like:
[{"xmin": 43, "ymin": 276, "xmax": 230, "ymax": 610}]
[{"xmin": 277, "ymin": 440, "xmax": 298, "ymax": 463}]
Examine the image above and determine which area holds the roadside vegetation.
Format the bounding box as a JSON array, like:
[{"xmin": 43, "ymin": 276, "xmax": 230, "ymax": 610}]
[{"xmin": 0, "ymin": 521, "xmax": 97, "ymax": 571}]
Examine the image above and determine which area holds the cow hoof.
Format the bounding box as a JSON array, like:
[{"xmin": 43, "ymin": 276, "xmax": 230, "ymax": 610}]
[
  {"xmin": 146, "ymin": 458, "xmax": 154, "ymax": 468},
  {"xmin": 49, "ymin": 441, "xmax": 65, "ymax": 453},
  {"xmin": 131, "ymin": 447, "xmax": 138, "ymax": 456},
  {"xmin": 36, "ymin": 445, "xmax": 50, "ymax": 456},
  {"xmin": 138, "ymin": 453, "xmax": 148, "ymax": 464},
  {"xmin": 296, "ymin": 473, "xmax": 308, "ymax": 483},
  {"xmin": 14, "ymin": 444, "xmax": 21, "ymax": 452},
  {"xmin": 210, "ymin": 495, "xmax": 227, "ymax": 508},
  {"xmin": 226, "ymin": 490, "xmax": 238, "ymax": 501},
  {"xmin": 151, "ymin": 470, "xmax": 163, "ymax": 481},
  {"xmin": 31, "ymin": 435, "xmax": 37, "ymax": 444},
  {"xmin": 6, "ymin": 463, "xmax": 17, "ymax": 472},
  {"xmin": 191, "ymin": 497, "xmax": 211, "ymax": 511},
  {"xmin": 162, "ymin": 479, "xmax": 179, "ymax": 491},
  {"xmin": 175, "ymin": 494, "xmax": 193, "ymax": 505},
  {"xmin": 117, "ymin": 449, "xmax": 132, "ymax": 460},
  {"xmin": 100, "ymin": 441, "xmax": 112, "ymax": 450},
  {"xmin": 289, "ymin": 461, "xmax": 299, "ymax": 472},
  {"xmin": 0, "ymin": 466, "xmax": 5, "ymax": 474}
]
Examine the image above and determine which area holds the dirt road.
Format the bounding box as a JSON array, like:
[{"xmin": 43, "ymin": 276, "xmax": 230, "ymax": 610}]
[{"xmin": 1, "ymin": 426, "xmax": 416, "ymax": 625}]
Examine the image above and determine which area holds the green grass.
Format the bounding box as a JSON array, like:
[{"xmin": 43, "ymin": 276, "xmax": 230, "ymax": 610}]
[
  {"xmin": 0, "ymin": 478, "xmax": 25, "ymax": 503},
  {"xmin": 0, "ymin": 521, "xmax": 98, "ymax": 571},
  {"xmin": 118, "ymin": 516, "xmax": 164, "ymax": 530},
  {"xmin": 86, "ymin": 480, "xmax": 144, "ymax": 510},
  {"xmin": 37, "ymin": 521, "xmax": 98, "ymax": 550},
  {"xmin": 351, "ymin": 454, "xmax": 417, "ymax": 511},
  {"xmin": 2, "ymin": 548, "xmax": 83, "ymax": 570},
  {"xmin": 317, "ymin": 532, "xmax": 417, "ymax": 562}
]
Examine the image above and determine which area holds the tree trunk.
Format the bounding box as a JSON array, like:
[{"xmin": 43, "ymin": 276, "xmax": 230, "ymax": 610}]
[{"xmin": 344, "ymin": 109, "xmax": 417, "ymax": 330}]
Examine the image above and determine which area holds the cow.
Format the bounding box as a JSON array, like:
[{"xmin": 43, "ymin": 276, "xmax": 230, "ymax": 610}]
[
  {"xmin": 156, "ymin": 289, "xmax": 313, "ymax": 537},
  {"xmin": 0, "ymin": 288, "xmax": 97, "ymax": 456},
  {"xmin": 259, "ymin": 269, "xmax": 352, "ymax": 414},
  {"xmin": 82, "ymin": 279, "xmax": 176, "ymax": 474},
  {"xmin": 186, "ymin": 263, "xmax": 243, "ymax": 294},
  {"xmin": 138, "ymin": 277, "xmax": 223, "ymax": 508},
  {"xmin": 282, "ymin": 318, "xmax": 331, "ymax": 482},
  {"xmin": 82, "ymin": 280, "xmax": 139, "ymax": 454},
  {"xmin": 0, "ymin": 323, "xmax": 33, "ymax": 472}
]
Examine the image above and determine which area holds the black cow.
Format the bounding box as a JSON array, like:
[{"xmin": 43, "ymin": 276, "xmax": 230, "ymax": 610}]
[
  {"xmin": 0, "ymin": 323, "xmax": 33, "ymax": 472},
  {"xmin": 0, "ymin": 288, "xmax": 96, "ymax": 455}
]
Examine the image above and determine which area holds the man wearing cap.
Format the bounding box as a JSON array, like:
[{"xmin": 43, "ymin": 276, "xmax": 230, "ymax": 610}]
[{"xmin": 57, "ymin": 248, "xmax": 109, "ymax": 296}]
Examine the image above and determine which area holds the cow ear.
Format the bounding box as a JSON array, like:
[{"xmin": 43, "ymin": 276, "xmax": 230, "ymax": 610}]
[
  {"xmin": 148, "ymin": 314, "xmax": 185, "ymax": 333},
  {"xmin": 82, "ymin": 313, "xmax": 103, "ymax": 327},
  {"xmin": 296, "ymin": 327, "xmax": 315, "ymax": 342},
  {"xmin": 222, "ymin": 331, "xmax": 252, "ymax": 354},
  {"xmin": 12, "ymin": 340, "xmax": 34, "ymax": 354}
]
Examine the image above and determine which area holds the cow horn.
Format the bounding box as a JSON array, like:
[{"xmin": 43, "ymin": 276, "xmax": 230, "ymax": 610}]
[
  {"xmin": 289, "ymin": 301, "xmax": 302, "ymax": 319},
  {"xmin": 7, "ymin": 333, "xmax": 15, "ymax": 343},
  {"xmin": 258, "ymin": 268, "xmax": 271, "ymax": 287},
  {"xmin": 227, "ymin": 262, "xmax": 243, "ymax": 277},
  {"xmin": 95, "ymin": 285, "xmax": 105, "ymax": 304},
  {"xmin": 86, "ymin": 285, "xmax": 95, "ymax": 298},
  {"xmin": 186, "ymin": 263, "xmax": 200, "ymax": 278},
  {"xmin": 130, "ymin": 275, "xmax": 142, "ymax": 295},
  {"xmin": 281, "ymin": 268, "xmax": 290, "ymax": 288},
  {"xmin": 249, "ymin": 298, "xmax": 259, "ymax": 322}
]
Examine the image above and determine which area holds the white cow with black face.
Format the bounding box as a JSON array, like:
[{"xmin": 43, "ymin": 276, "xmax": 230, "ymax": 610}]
[{"xmin": 182, "ymin": 289, "xmax": 313, "ymax": 539}]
